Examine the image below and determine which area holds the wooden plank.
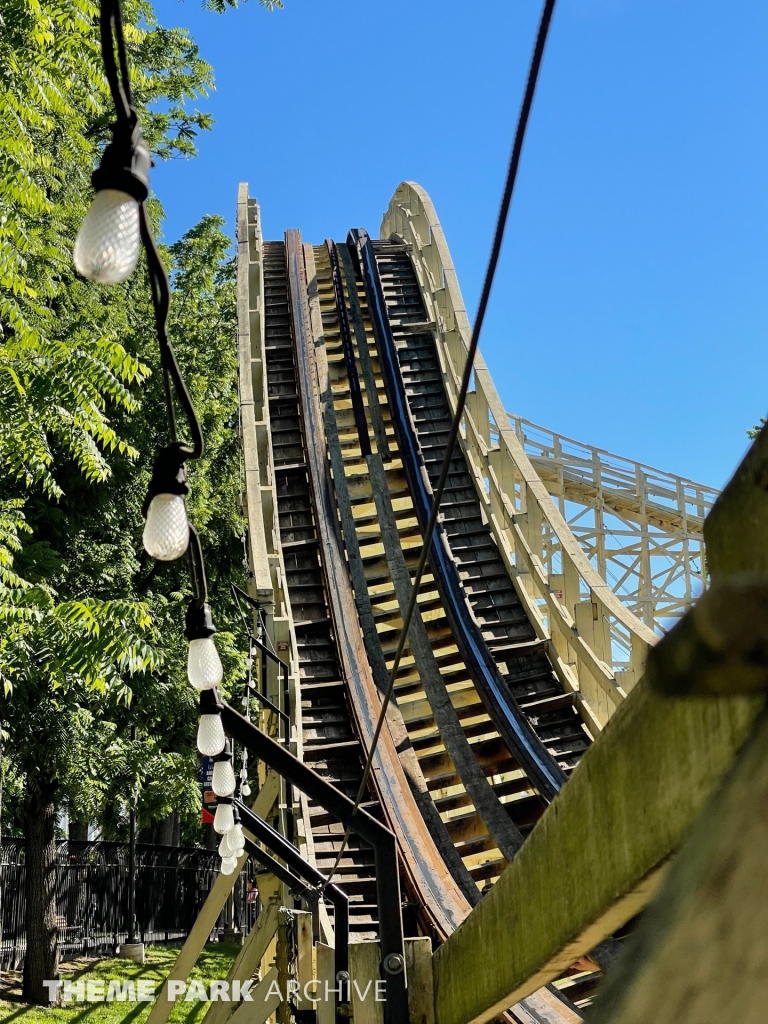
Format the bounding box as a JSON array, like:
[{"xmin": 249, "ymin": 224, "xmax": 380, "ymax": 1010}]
[
  {"xmin": 588, "ymin": 706, "xmax": 768, "ymax": 1024},
  {"xmin": 337, "ymin": 241, "xmax": 390, "ymax": 459},
  {"xmin": 236, "ymin": 183, "xmax": 272, "ymax": 602},
  {"xmin": 431, "ymin": 679, "xmax": 761, "ymax": 1024},
  {"xmin": 316, "ymin": 942, "xmax": 336, "ymax": 1024},
  {"xmin": 145, "ymin": 771, "xmax": 280, "ymax": 1024},
  {"xmin": 202, "ymin": 899, "xmax": 280, "ymax": 1024},
  {"xmin": 295, "ymin": 240, "xmax": 468, "ymax": 939},
  {"xmin": 368, "ymin": 450, "xmax": 525, "ymax": 866},
  {"xmin": 308, "ymin": 245, "xmax": 477, "ymax": 908},
  {"xmin": 406, "ymin": 937, "xmax": 435, "ymax": 1024},
  {"xmin": 228, "ymin": 966, "xmax": 281, "ymax": 1024},
  {"xmin": 295, "ymin": 911, "xmax": 313, "ymax": 990},
  {"xmin": 349, "ymin": 941, "xmax": 385, "ymax": 1024}
]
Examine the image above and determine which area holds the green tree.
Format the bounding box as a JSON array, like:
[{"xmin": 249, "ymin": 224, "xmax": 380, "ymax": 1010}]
[{"xmin": 0, "ymin": 0, "xmax": 253, "ymax": 1003}]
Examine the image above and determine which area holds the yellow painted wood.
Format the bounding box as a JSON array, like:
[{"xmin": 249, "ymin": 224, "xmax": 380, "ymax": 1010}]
[
  {"xmin": 203, "ymin": 899, "xmax": 280, "ymax": 1024},
  {"xmin": 227, "ymin": 966, "xmax": 280, "ymax": 1024},
  {"xmin": 382, "ymin": 182, "xmax": 658, "ymax": 729}
]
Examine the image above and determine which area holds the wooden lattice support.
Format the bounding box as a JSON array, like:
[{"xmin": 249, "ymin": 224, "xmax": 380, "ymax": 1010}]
[{"xmin": 381, "ymin": 182, "xmax": 658, "ymax": 730}]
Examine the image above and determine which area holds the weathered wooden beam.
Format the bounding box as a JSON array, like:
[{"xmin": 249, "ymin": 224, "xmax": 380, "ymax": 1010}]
[
  {"xmin": 203, "ymin": 894, "xmax": 281, "ymax": 1024},
  {"xmin": 432, "ymin": 413, "xmax": 768, "ymax": 1024},
  {"xmin": 588, "ymin": 704, "xmax": 768, "ymax": 1023},
  {"xmin": 431, "ymin": 683, "xmax": 761, "ymax": 1024},
  {"xmin": 227, "ymin": 966, "xmax": 281, "ymax": 1024}
]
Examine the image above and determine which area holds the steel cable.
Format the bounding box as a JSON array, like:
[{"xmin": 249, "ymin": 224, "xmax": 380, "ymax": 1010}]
[{"xmin": 325, "ymin": 0, "xmax": 558, "ymax": 889}]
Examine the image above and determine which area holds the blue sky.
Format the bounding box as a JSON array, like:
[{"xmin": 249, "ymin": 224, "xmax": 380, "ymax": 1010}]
[{"xmin": 151, "ymin": 0, "xmax": 767, "ymax": 490}]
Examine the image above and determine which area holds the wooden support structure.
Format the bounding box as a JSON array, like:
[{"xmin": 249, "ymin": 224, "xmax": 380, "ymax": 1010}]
[
  {"xmin": 588, "ymin": 703, "xmax": 768, "ymax": 1023},
  {"xmin": 145, "ymin": 772, "xmax": 280, "ymax": 1024},
  {"xmin": 430, "ymin": 680, "xmax": 760, "ymax": 1024},
  {"xmin": 202, "ymin": 888, "xmax": 280, "ymax": 1024}
]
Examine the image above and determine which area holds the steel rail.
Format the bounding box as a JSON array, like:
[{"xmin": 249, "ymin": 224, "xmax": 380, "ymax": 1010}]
[
  {"xmin": 352, "ymin": 227, "xmax": 566, "ymax": 802},
  {"xmin": 325, "ymin": 239, "xmax": 528, "ymax": 863},
  {"xmin": 237, "ymin": 808, "xmax": 350, "ymax": 986}
]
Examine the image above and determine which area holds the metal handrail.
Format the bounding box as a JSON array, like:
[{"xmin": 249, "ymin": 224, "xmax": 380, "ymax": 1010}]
[
  {"xmin": 219, "ymin": 696, "xmax": 408, "ymax": 1024},
  {"xmin": 238, "ymin": 807, "xmax": 350, "ymax": 984}
]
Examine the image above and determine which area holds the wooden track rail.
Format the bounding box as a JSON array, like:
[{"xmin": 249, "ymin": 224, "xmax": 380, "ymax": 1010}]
[
  {"xmin": 313, "ymin": 237, "xmax": 547, "ymax": 888},
  {"xmin": 357, "ymin": 230, "xmax": 585, "ymax": 800},
  {"xmin": 284, "ymin": 230, "xmax": 469, "ymax": 942}
]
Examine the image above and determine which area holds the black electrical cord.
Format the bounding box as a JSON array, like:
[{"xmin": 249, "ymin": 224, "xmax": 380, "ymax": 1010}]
[
  {"xmin": 139, "ymin": 207, "xmax": 204, "ymax": 458},
  {"xmin": 99, "ymin": 0, "xmax": 204, "ymax": 459},
  {"xmin": 98, "ymin": 0, "xmax": 208, "ymax": 624},
  {"xmin": 325, "ymin": 0, "xmax": 559, "ymax": 889},
  {"xmin": 99, "ymin": 0, "xmax": 132, "ymax": 124}
]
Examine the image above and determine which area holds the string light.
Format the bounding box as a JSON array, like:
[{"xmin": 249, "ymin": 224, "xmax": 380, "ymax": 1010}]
[
  {"xmin": 197, "ymin": 692, "xmax": 225, "ymax": 757},
  {"xmin": 84, "ymin": 0, "xmax": 237, "ymax": 869},
  {"xmin": 73, "ymin": 45, "xmax": 149, "ymax": 285},
  {"xmin": 142, "ymin": 446, "xmax": 190, "ymax": 561},
  {"xmin": 186, "ymin": 601, "xmax": 223, "ymax": 690},
  {"xmin": 240, "ymin": 753, "xmax": 251, "ymax": 799},
  {"xmin": 214, "ymin": 797, "xmax": 235, "ymax": 835},
  {"xmin": 212, "ymin": 741, "xmax": 236, "ymax": 797},
  {"xmin": 227, "ymin": 807, "xmax": 245, "ymax": 853},
  {"xmin": 220, "ymin": 855, "xmax": 238, "ymax": 876}
]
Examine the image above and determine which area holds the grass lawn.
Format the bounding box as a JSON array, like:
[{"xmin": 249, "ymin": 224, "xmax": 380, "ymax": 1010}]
[{"xmin": 0, "ymin": 944, "xmax": 241, "ymax": 1024}]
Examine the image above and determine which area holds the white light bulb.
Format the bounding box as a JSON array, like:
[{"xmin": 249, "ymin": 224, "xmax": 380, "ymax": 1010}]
[
  {"xmin": 143, "ymin": 494, "xmax": 189, "ymax": 561},
  {"xmin": 228, "ymin": 823, "xmax": 245, "ymax": 852},
  {"xmin": 218, "ymin": 834, "xmax": 234, "ymax": 858},
  {"xmin": 197, "ymin": 714, "xmax": 225, "ymax": 757},
  {"xmin": 188, "ymin": 637, "xmax": 223, "ymax": 690},
  {"xmin": 220, "ymin": 855, "xmax": 238, "ymax": 876},
  {"xmin": 74, "ymin": 189, "xmax": 141, "ymax": 284},
  {"xmin": 241, "ymin": 781, "xmax": 251, "ymax": 798},
  {"xmin": 214, "ymin": 802, "xmax": 235, "ymax": 834},
  {"xmin": 212, "ymin": 758, "xmax": 236, "ymax": 797}
]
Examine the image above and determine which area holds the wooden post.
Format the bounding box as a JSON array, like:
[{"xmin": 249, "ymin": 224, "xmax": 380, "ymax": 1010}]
[
  {"xmin": 349, "ymin": 942, "xmax": 385, "ymax": 1024},
  {"xmin": 275, "ymin": 906, "xmax": 292, "ymax": 1024},
  {"xmin": 406, "ymin": 938, "xmax": 435, "ymax": 1024},
  {"xmin": 316, "ymin": 942, "xmax": 336, "ymax": 1024}
]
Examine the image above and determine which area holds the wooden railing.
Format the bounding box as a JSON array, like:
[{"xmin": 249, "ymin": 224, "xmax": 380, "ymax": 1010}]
[{"xmin": 382, "ymin": 183, "xmax": 657, "ymax": 731}]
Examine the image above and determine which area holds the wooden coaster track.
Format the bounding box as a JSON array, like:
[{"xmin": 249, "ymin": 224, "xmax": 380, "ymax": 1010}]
[{"xmin": 228, "ymin": 182, "xmax": 689, "ymax": 1021}]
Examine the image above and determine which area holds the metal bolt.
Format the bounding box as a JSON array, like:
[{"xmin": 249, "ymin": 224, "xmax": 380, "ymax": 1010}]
[{"xmin": 382, "ymin": 952, "xmax": 405, "ymax": 975}]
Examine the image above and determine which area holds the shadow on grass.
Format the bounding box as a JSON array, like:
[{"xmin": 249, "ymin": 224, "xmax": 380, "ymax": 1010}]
[
  {"xmin": 70, "ymin": 996, "xmax": 148, "ymax": 1024},
  {"xmin": 0, "ymin": 1009, "xmax": 35, "ymax": 1024}
]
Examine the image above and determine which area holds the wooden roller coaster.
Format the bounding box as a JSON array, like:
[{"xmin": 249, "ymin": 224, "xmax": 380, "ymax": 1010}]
[{"xmin": 145, "ymin": 181, "xmax": 757, "ymax": 1024}]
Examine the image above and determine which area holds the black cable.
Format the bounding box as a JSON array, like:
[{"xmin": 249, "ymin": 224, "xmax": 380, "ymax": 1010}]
[
  {"xmin": 99, "ymin": 0, "xmax": 132, "ymax": 123},
  {"xmin": 325, "ymin": 0, "xmax": 558, "ymax": 888},
  {"xmin": 139, "ymin": 205, "xmax": 205, "ymax": 459},
  {"xmin": 187, "ymin": 526, "xmax": 208, "ymax": 606}
]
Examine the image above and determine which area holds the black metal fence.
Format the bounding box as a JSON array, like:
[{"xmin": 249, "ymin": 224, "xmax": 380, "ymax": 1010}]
[{"xmin": 0, "ymin": 841, "xmax": 257, "ymax": 969}]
